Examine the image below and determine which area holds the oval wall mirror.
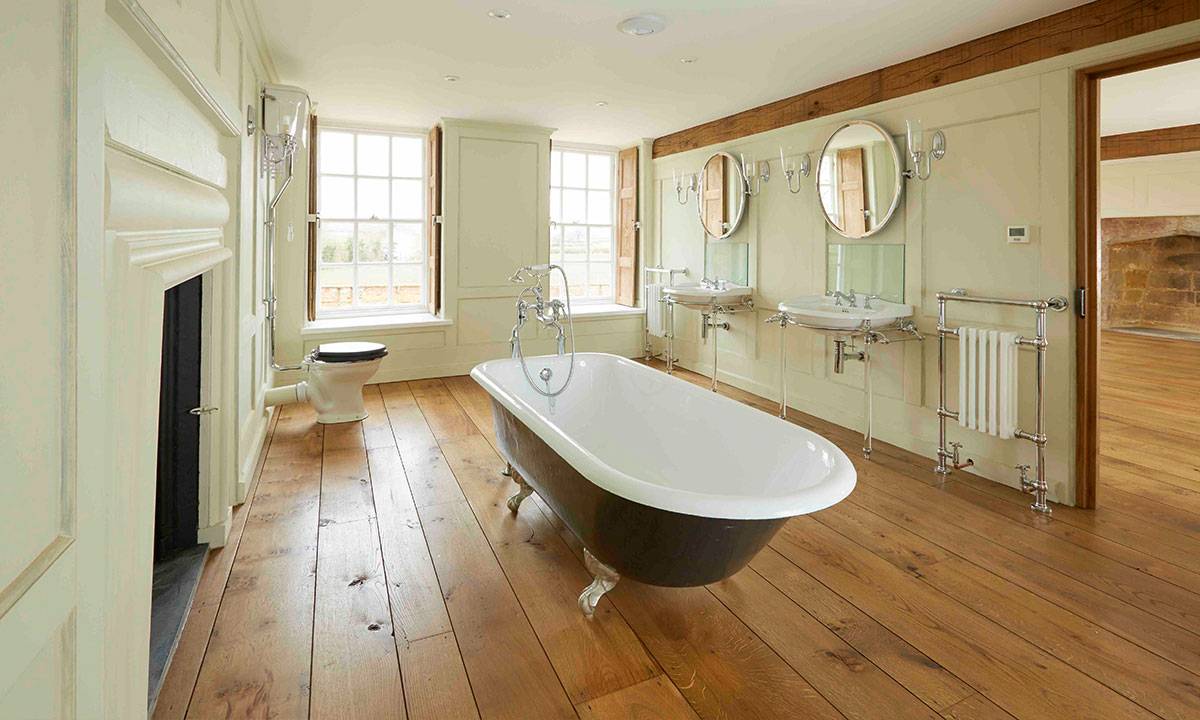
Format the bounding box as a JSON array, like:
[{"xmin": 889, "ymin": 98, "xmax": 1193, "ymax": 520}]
[
  {"xmin": 816, "ymin": 120, "xmax": 903, "ymax": 239},
  {"xmin": 697, "ymin": 151, "xmax": 748, "ymax": 239}
]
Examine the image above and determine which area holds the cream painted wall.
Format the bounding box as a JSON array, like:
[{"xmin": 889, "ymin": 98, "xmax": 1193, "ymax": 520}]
[
  {"xmin": 271, "ymin": 119, "xmax": 646, "ymax": 387},
  {"xmin": 1101, "ymin": 151, "xmax": 1200, "ymax": 217},
  {"xmin": 650, "ymin": 20, "xmax": 1200, "ymax": 506}
]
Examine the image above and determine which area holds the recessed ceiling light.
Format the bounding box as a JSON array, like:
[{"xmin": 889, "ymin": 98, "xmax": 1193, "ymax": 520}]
[
  {"xmin": 617, "ymin": 14, "xmax": 667, "ymax": 37},
  {"xmin": 680, "ymin": 57, "xmax": 697, "ymax": 64},
  {"xmin": 595, "ymin": 101, "xmax": 609, "ymax": 107},
  {"xmin": 443, "ymin": 74, "xmax": 460, "ymax": 82},
  {"xmin": 487, "ymin": 9, "xmax": 510, "ymax": 19}
]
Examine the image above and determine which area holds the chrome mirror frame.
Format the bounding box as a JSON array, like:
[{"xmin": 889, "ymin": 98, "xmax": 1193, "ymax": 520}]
[
  {"xmin": 816, "ymin": 120, "xmax": 905, "ymax": 240},
  {"xmin": 697, "ymin": 150, "xmax": 749, "ymax": 239}
]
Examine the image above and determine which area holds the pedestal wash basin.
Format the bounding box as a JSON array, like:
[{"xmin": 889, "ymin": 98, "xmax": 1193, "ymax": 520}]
[
  {"xmin": 663, "ymin": 282, "xmax": 753, "ymax": 308},
  {"xmin": 778, "ymin": 295, "xmax": 912, "ymax": 336}
]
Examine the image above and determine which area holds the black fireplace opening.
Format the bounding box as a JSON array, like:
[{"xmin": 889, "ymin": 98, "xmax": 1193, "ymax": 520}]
[{"xmin": 149, "ymin": 274, "xmax": 209, "ymax": 711}]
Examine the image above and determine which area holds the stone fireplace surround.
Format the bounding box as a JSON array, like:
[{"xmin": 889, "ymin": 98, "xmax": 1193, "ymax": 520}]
[{"xmin": 1100, "ymin": 216, "xmax": 1200, "ymax": 332}]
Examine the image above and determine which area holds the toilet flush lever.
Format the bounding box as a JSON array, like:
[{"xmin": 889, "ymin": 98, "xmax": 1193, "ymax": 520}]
[{"xmin": 189, "ymin": 406, "xmax": 219, "ymax": 416}]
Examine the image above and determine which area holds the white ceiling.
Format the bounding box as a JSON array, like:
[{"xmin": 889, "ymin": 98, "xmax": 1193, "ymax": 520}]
[
  {"xmin": 254, "ymin": 0, "xmax": 1089, "ymax": 147},
  {"xmin": 1101, "ymin": 58, "xmax": 1200, "ymax": 136}
]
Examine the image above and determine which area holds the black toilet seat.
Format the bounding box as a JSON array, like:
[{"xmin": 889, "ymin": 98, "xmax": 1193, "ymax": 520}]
[{"xmin": 312, "ymin": 341, "xmax": 389, "ymax": 363}]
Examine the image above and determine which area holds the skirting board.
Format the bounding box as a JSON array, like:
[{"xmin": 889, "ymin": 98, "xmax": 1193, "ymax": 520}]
[
  {"xmin": 237, "ymin": 405, "xmax": 275, "ymax": 504},
  {"xmin": 196, "ymin": 508, "xmax": 231, "ymax": 548}
]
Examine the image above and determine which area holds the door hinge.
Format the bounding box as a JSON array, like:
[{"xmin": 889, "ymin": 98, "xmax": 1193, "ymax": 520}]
[
  {"xmin": 433, "ymin": 214, "xmax": 444, "ymax": 224},
  {"xmin": 306, "ymin": 213, "xmax": 320, "ymax": 226},
  {"xmin": 633, "ymin": 220, "xmax": 642, "ymax": 231},
  {"xmin": 189, "ymin": 406, "xmax": 220, "ymax": 416},
  {"xmin": 1075, "ymin": 287, "xmax": 1086, "ymax": 318}
]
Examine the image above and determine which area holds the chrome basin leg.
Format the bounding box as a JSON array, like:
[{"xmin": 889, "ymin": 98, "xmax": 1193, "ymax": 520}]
[
  {"xmin": 578, "ymin": 548, "xmax": 620, "ymax": 617},
  {"xmin": 505, "ymin": 469, "xmax": 533, "ymax": 513},
  {"xmin": 710, "ymin": 315, "xmax": 719, "ymax": 392},
  {"xmin": 501, "ymin": 462, "xmax": 513, "ymax": 477},
  {"xmin": 862, "ymin": 336, "xmax": 873, "ymax": 459}
]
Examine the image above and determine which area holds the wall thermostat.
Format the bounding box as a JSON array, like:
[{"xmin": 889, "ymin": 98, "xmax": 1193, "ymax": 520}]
[{"xmin": 1006, "ymin": 225, "xmax": 1031, "ymax": 244}]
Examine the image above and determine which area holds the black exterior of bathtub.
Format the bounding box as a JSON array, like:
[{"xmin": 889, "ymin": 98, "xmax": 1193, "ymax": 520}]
[{"xmin": 491, "ymin": 400, "xmax": 787, "ymax": 587}]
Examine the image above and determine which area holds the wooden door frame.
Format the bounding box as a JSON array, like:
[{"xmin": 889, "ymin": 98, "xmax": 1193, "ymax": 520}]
[{"xmin": 1073, "ymin": 41, "xmax": 1200, "ymax": 508}]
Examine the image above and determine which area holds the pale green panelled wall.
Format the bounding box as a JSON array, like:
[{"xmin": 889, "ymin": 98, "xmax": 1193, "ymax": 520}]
[{"xmin": 649, "ymin": 20, "xmax": 1200, "ymax": 506}]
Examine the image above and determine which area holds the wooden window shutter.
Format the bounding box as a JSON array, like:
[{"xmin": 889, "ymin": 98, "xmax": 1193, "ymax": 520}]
[
  {"xmin": 702, "ymin": 154, "xmax": 726, "ymax": 235},
  {"xmin": 616, "ymin": 146, "xmax": 638, "ymax": 307},
  {"xmin": 427, "ymin": 124, "xmax": 443, "ymax": 315},
  {"xmin": 306, "ymin": 114, "xmax": 319, "ymax": 321}
]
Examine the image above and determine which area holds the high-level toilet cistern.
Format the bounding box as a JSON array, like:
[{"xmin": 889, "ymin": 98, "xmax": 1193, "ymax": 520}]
[{"xmin": 257, "ymin": 84, "xmax": 389, "ymax": 424}]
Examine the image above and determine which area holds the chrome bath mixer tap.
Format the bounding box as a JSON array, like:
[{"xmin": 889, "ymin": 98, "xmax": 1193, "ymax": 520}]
[{"xmin": 510, "ymin": 282, "xmax": 568, "ymax": 358}]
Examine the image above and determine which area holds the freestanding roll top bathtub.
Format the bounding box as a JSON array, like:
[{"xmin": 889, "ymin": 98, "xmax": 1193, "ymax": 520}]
[{"xmin": 470, "ymin": 352, "xmax": 857, "ymax": 615}]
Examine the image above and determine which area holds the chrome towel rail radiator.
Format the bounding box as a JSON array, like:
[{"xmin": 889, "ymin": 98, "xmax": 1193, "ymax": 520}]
[
  {"xmin": 643, "ymin": 266, "xmax": 687, "ymax": 366},
  {"xmin": 935, "ymin": 289, "xmax": 1069, "ymax": 513}
]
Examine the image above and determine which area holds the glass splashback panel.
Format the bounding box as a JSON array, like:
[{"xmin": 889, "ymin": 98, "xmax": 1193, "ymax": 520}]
[
  {"xmin": 826, "ymin": 243, "xmax": 904, "ymax": 303},
  {"xmin": 705, "ymin": 241, "xmax": 749, "ymax": 286}
]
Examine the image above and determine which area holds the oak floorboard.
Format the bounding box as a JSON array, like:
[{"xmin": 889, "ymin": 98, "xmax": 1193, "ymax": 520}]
[
  {"xmin": 817, "ymin": 500, "xmax": 1200, "ymax": 720},
  {"xmin": 409, "ymin": 378, "xmax": 478, "ymax": 441},
  {"xmin": 362, "ymin": 384, "xmax": 397, "ymax": 450},
  {"xmin": 940, "ymin": 693, "xmax": 1018, "ymax": 720},
  {"xmin": 844, "ymin": 476, "xmax": 1200, "ymax": 677},
  {"xmin": 938, "ymin": 476, "xmax": 1200, "ymax": 593},
  {"xmin": 416, "ymin": 498, "xmax": 577, "ymax": 720},
  {"xmin": 955, "ymin": 472, "xmax": 1200, "ymax": 573},
  {"xmin": 442, "ymin": 375, "xmax": 500, "ymax": 452},
  {"xmin": 747, "ymin": 548, "xmax": 977, "ymax": 713},
  {"xmin": 310, "ymin": 517, "xmax": 406, "ymax": 720},
  {"xmin": 709, "ymin": 566, "xmax": 942, "ymax": 720},
  {"xmin": 768, "ymin": 518, "xmax": 1156, "ymax": 720},
  {"xmin": 379, "ymin": 381, "xmax": 467, "ymax": 507},
  {"xmin": 184, "ymin": 403, "xmax": 322, "ymax": 720},
  {"xmin": 574, "ymin": 676, "xmax": 699, "ymax": 720},
  {"xmin": 367, "ymin": 446, "xmax": 452, "ymax": 643},
  {"xmin": 398, "ymin": 632, "xmax": 481, "ymax": 720},
  {"xmin": 320, "ymin": 447, "xmax": 376, "ymax": 525}
]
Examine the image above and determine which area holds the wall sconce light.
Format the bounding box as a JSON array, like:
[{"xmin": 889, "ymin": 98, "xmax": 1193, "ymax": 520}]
[
  {"xmin": 742, "ymin": 154, "xmax": 769, "ymax": 196},
  {"xmin": 673, "ymin": 168, "xmax": 698, "ymax": 205},
  {"xmin": 779, "ymin": 147, "xmax": 810, "ymax": 194},
  {"xmin": 904, "ymin": 119, "xmax": 946, "ymax": 181}
]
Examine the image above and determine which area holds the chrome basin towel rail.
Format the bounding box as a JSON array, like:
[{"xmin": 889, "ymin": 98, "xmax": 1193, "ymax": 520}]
[
  {"xmin": 643, "ymin": 266, "xmax": 687, "ymax": 365},
  {"xmin": 935, "ymin": 289, "xmax": 1069, "ymax": 513},
  {"xmin": 767, "ymin": 312, "xmax": 922, "ymax": 458}
]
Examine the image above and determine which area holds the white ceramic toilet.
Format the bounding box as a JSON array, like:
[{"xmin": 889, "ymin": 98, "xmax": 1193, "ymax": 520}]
[{"xmin": 264, "ymin": 341, "xmax": 388, "ymax": 423}]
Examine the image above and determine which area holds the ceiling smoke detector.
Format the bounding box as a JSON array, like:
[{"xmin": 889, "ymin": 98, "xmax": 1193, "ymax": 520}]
[{"xmin": 617, "ymin": 14, "xmax": 667, "ymax": 37}]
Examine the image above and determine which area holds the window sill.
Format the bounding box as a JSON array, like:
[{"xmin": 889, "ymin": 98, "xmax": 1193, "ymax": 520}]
[
  {"xmin": 301, "ymin": 313, "xmax": 453, "ymax": 338},
  {"xmin": 567, "ymin": 303, "xmax": 645, "ymax": 320}
]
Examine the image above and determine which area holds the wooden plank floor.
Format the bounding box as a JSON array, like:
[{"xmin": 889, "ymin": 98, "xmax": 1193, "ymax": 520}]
[{"xmin": 159, "ymin": 343, "xmax": 1200, "ymax": 720}]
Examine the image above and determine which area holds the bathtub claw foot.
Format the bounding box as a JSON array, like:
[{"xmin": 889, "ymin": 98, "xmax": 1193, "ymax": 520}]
[
  {"xmin": 578, "ymin": 548, "xmax": 620, "ymax": 617},
  {"xmin": 506, "ymin": 472, "xmax": 533, "ymax": 514}
]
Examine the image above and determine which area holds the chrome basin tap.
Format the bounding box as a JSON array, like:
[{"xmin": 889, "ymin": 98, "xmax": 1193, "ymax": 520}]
[
  {"xmin": 827, "ymin": 289, "xmax": 858, "ymax": 307},
  {"xmin": 700, "ymin": 277, "xmax": 729, "ymax": 291}
]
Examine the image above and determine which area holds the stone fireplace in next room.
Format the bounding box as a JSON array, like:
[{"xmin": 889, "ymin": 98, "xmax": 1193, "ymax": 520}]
[{"xmin": 1101, "ymin": 216, "xmax": 1200, "ymax": 335}]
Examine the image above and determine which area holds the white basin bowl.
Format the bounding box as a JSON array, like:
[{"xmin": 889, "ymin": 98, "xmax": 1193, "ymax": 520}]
[
  {"xmin": 663, "ymin": 282, "xmax": 753, "ymax": 307},
  {"xmin": 778, "ymin": 295, "xmax": 912, "ymax": 333}
]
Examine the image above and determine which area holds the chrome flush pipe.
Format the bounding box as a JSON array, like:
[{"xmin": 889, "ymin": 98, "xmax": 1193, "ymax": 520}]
[{"xmin": 264, "ymin": 151, "xmax": 303, "ymax": 372}]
